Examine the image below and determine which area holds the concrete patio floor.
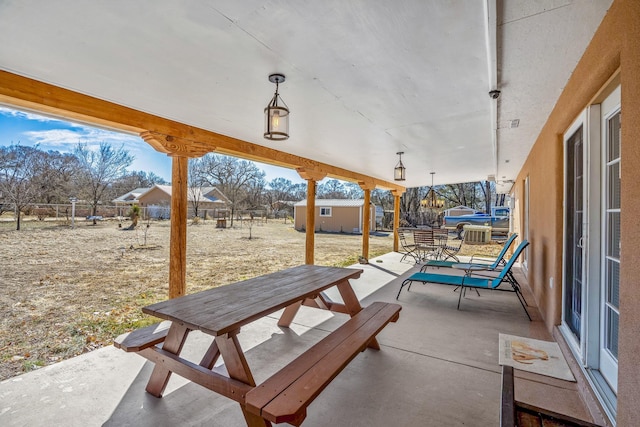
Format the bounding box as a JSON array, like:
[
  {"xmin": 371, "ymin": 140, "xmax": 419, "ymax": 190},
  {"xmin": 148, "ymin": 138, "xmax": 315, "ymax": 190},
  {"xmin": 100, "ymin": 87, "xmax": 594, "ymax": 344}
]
[{"xmin": 0, "ymin": 252, "xmax": 597, "ymax": 426}]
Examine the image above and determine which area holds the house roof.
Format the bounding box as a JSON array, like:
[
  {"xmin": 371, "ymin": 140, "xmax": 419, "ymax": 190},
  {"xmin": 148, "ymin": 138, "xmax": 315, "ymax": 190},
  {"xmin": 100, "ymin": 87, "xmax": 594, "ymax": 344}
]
[
  {"xmin": 114, "ymin": 185, "xmax": 230, "ymax": 204},
  {"xmin": 191, "ymin": 187, "xmax": 230, "ymax": 204},
  {"xmin": 111, "ymin": 187, "xmax": 151, "ymax": 203},
  {"xmin": 295, "ymin": 199, "xmax": 371, "ymax": 208}
]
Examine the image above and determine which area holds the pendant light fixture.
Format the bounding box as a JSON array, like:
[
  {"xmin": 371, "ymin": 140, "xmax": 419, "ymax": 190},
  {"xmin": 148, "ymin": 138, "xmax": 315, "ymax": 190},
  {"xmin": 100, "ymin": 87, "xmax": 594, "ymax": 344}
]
[
  {"xmin": 394, "ymin": 152, "xmax": 406, "ymax": 181},
  {"xmin": 264, "ymin": 73, "xmax": 289, "ymax": 140},
  {"xmin": 423, "ymin": 172, "xmax": 444, "ymax": 209}
]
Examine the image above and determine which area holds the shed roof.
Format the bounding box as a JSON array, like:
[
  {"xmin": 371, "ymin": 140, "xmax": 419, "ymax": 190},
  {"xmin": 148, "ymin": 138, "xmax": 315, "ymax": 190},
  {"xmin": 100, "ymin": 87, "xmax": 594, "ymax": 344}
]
[{"xmin": 295, "ymin": 199, "xmax": 370, "ymax": 207}]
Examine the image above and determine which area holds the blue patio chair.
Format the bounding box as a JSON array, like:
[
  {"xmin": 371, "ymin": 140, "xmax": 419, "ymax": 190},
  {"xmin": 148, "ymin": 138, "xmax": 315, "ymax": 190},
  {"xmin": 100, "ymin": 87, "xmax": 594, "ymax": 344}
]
[
  {"xmin": 420, "ymin": 233, "xmax": 518, "ymax": 272},
  {"xmin": 397, "ymin": 240, "xmax": 531, "ymax": 320}
]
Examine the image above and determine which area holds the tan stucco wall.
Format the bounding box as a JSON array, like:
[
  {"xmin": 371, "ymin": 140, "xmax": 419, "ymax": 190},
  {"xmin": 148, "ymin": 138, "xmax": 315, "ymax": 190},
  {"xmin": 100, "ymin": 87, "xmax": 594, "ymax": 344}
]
[
  {"xmin": 294, "ymin": 205, "xmax": 375, "ymax": 233},
  {"xmin": 137, "ymin": 187, "xmax": 170, "ymax": 207},
  {"xmin": 511, "ymin": 1, "xmax": 639, "ymax": 424}
]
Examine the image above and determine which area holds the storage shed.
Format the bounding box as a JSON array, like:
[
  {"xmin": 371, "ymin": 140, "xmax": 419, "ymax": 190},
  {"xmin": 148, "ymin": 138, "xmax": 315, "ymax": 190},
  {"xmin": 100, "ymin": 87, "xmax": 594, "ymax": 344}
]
[{"xmin": 294, "ymin": 199, "xmax": 376, "ymax": 234}]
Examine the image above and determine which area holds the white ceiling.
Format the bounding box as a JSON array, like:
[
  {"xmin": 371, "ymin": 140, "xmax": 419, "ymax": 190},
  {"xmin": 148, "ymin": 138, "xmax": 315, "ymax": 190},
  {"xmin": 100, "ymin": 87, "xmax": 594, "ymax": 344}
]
[{"xmin": 0, "ymin": 0, "xmax": 611, "ymax": 192}]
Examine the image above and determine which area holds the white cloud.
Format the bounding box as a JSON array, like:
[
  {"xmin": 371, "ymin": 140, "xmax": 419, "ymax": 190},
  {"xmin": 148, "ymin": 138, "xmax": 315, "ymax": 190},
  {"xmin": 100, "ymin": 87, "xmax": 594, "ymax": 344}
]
[
  {"xmin": 0, "ymin": 106, "xmax": 69, "ymax": 124},
  {"xmin": 24, "ymin": 126, "xmax": 141, "ymax": 148}
]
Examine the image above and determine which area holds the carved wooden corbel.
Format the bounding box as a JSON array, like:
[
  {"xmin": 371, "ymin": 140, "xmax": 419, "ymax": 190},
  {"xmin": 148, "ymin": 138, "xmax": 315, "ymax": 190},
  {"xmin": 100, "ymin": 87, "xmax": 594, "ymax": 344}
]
[{"xmin": 140, "ymin": 131, "xmax": 212, "ymax": 158}]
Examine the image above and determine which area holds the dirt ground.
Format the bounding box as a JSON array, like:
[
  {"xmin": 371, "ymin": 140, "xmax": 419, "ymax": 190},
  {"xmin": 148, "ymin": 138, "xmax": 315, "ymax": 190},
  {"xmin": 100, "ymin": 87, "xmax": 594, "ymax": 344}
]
[{"xmin": 0, "ymin": 217, "xmax": 502, "ymax": 380}]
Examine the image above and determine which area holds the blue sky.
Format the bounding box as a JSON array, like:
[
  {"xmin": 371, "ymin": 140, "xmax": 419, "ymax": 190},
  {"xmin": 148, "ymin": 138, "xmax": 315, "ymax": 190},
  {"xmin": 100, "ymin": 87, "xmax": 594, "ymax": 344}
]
[{"xmin": 0, "ymin": 106, "xmax": 305, "ymax": 184}]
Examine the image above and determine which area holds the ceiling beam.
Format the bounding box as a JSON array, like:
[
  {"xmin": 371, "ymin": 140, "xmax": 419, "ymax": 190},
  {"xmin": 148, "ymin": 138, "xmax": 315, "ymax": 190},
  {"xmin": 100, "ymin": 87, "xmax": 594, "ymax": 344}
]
[
  {"xmin": 484, "ymin": 0, "xmax": 499, "ymax": 180},
  {"xmin": 0, "ymin": 70, "xmax": 405, "ymax": 192}
]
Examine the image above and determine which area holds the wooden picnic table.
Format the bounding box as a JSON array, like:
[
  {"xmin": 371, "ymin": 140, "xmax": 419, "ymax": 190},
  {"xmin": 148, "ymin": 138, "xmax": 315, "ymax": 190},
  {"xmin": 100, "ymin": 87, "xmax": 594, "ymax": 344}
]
[{"xmin": 115, "ymin": 264, "xmax": 401, "ymax": 426}]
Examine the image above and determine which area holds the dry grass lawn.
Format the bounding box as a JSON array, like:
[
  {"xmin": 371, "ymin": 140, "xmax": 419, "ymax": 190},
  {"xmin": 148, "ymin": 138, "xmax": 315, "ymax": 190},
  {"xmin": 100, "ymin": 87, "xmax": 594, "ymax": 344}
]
[{"xmin": 0, "ymin": 217, "xmax": 502, "ymax": 380}]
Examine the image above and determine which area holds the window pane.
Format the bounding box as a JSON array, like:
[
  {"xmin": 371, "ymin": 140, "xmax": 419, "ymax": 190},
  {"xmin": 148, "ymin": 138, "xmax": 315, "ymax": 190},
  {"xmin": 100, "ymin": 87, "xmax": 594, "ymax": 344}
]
[
  {"xmin": 608, "ymin": 162, "xmax": 620, "ymax": 209},
  {"xmin": 607, "ymin": 259, "xmax": 620, "ymax": 309},
  {"xmin": 608, "ymin": 113, "xmax": 621, "ymax": 162},
  {"xmin": 606, "ymin": 308, "xmax": 619, "ymax": 359},
  {"xmin": 608, "ymin": 211, "xmax": 620, "ymax": 259}
]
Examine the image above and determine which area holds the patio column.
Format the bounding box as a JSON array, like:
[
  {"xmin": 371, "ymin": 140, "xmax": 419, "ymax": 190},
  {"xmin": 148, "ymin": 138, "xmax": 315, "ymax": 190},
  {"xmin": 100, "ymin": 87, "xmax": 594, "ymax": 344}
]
[
  {"xmin": 392, "ymin": 190, "xmax": 403, "ymax": 252},
  {"xmin": 139, "ymin": 132, "xmax": 210, "ymax": 299},
  {"xmin": 169, "ymin": 155, "xmax": 188, "ymax": 298},
  {"xmin": 297, "ymin": 168, "xmax": 326, "ymax": 265},
  {"xmin": 359, "ymin": 182, "xmax": 375, "ymax": 261}
]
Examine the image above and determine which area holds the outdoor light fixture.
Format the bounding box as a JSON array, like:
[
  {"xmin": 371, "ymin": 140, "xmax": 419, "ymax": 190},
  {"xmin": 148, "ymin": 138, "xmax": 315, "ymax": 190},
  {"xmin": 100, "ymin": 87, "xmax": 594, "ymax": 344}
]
[
  {"xmin": 264, "ymin": 73, "xmax": 289, "ymax": 140},
  {"xmin": 394, "ymin": 152, "xmax": 406, "ymax": 181},
  {"xmin": 422, "ymin": 172, "xmax": 444, "ymax": 209}
]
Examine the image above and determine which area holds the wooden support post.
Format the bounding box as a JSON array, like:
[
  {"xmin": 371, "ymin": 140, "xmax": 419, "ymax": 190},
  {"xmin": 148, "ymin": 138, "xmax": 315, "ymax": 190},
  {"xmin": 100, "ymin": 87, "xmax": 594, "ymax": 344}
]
[
  {"xmin": 362, "ymin": 189, "xmax": 371, "ymax": 260},
  {"xmin": 305, "ymin": 179, "xmax": 316, "ymax": 265},
  {"xmin": 358, "ymin": 182, "xmax": 375, "ymax": 261},
  {"xmin": 392, "ymin": 191, "xmax": 402, "ymax": 252},
  {"xmin": 169, "ymin": 155, "xmax": 188, "ymax": 299},
  {"xmin": 297, "ymin": 168, "xmax": 326, "ymax": 266}
]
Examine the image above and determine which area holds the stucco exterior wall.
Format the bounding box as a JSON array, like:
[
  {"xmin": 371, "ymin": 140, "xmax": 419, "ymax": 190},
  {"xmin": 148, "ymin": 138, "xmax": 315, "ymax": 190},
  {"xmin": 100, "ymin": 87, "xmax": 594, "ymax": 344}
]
[
  {"xmin": 510, "ymin": 1, "xmax": 639, "ymax": 424},
  {"xmin": 137, "ymin": 187, "xmax": 170, "ymax": 207}
]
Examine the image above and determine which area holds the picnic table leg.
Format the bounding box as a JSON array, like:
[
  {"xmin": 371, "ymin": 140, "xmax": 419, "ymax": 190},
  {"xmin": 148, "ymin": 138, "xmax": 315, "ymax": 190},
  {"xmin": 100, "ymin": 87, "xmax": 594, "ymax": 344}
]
[
  {"xmin": 145, "ymin": 323, "xmax": 189, "ymax": 397},
  {"xmin": 216, "ymin": 332, "xmax": 271, "ymax": 427},
  {"xmin": 199, "ymin": 339, "xmax": 220, "ymax": 369},
  {"xmin": 277, "ymin": 300, "xmax": 303, "ymax": 327},
  {"xmin": 336, "ymin": 280, "xmax": 381, "ymax": 350}
]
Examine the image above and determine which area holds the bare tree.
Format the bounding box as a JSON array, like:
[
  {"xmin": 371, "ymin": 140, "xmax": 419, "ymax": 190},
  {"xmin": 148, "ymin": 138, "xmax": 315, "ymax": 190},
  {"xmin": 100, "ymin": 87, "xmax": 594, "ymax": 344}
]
[
  {"xmin": 266, "ymin": 178, "xmax": 293, "ymax": 207},
  {"xmin": 200, "ymin": 154, "xmax": 265, "ymax": 227},
  {"xmin": 243, "ymin": 177, "xmax": 266, "ymax": 210},
  {"xmin": 481, "ymin": 180, "xmax": 492, "ymax": 214},
  {"xmin": 74, "ymin": 142, "xmax": 133, "ymax": 223},
  {"xmin": 317, "ymin": 179, "xmax": 347, "ymax": 199},
  {"xmin": 0, "ymin": 145, "xmax": 41, "ymax": 230},
  {"xmin": 188, "ymin": 158, "xmax": 207, "ymax": 218},
  {"xmin": 290, "ymin": 182, "xmax": 307, "ymax": 201},
  {"xmin": 31, "ymin": 150, "xmax": 81, "ymax": 204},
  {"xmin": 371, "ymin": 189, "xmax": 394, "ymax": 228},
  {"xmin": 343, "ymin": 182, "xmax": 364, "ymax": 199},
  {"xmin": 400, "ymin": 187, "xmax": 422, "ymax": 226},
  {"xmin": 267, "ymin": 177, "xmax": 310, "ymax": 216}
]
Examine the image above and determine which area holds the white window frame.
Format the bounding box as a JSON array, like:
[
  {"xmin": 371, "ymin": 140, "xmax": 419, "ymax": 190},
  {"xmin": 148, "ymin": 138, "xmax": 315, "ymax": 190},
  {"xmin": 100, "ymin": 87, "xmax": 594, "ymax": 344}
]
[{"xmin": 319, "ymin": 207, "xmax": 332, "ymax": 217}]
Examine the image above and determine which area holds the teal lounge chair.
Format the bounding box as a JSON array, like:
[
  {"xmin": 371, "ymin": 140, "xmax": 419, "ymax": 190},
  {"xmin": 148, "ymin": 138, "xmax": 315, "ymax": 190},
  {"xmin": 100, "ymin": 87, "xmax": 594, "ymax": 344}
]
[
  {"xmin": 420, "ymin": 233, "xmax": 518, "ymax": 272},
  {"xmin": 397, "ymin": 240, "xmax": 531, "ymax": 320}
]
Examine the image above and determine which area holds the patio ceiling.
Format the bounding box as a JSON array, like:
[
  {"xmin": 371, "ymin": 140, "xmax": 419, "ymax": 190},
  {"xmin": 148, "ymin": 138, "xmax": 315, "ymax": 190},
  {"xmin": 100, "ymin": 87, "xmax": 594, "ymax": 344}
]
[{"xmin": 0, "ymin": 1, "xmax": 611, "ymax": 192}]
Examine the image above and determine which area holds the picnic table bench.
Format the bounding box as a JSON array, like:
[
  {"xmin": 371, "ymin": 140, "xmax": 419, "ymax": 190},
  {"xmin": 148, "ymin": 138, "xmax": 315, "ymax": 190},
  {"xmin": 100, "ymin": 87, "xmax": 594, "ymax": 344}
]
[{"xmin": 114, "ymin": 265, "xmax": 401, "ymax": 426}]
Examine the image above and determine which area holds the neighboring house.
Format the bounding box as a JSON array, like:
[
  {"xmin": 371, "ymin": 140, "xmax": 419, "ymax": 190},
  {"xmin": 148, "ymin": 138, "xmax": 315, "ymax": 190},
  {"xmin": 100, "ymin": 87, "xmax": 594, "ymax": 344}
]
[
  {"xmin": 112, "ymin": 185, "xmax": 230, "ymax": 218},
  {"xmin": 293, "ymin": 199, "xmax": 376, "ymax": 233},
  {"xmin": 112, "ymin": 187, "xmax": 150, "ymax": 207}
]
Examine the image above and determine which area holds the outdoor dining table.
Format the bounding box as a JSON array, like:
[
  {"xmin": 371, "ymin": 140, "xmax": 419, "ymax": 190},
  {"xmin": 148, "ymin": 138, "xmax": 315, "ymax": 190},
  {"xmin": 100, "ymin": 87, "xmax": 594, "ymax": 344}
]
[
  {"xmin": 412, "ymin": 228, "xmax": 448, "ymax": 262},
  {"xmin": 118, "ymin": 264, "xmax": 396, "ymax": 426}
]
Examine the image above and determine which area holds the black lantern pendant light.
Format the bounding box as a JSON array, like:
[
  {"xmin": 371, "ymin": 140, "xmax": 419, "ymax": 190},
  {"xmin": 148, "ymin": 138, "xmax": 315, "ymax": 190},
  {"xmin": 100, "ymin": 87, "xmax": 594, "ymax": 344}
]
[
  {"xmin": 394, "ymin": 151, "xmax": 406, "ymax": 181},
  {"xmin": 264, "ymin": 74, "xmax": 290, "ymax": 140}
]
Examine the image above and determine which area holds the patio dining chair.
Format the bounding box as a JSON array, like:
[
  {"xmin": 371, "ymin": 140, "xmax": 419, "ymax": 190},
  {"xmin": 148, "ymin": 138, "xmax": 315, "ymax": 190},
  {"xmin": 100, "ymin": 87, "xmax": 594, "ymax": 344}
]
[
  {"xmin": 413, "ymin": 228, "xmax": 439, "ymax": 261},
  {"xmin": 397, "ymin": 240, "xmax": 531, "ymax": 320},
  {"xmin": 438, "ymin": 235, "xmax": 463, "ymax": 262},
  {"xmin": 397, "ymin": 228, "xmax": 419, "ymax": 263}
]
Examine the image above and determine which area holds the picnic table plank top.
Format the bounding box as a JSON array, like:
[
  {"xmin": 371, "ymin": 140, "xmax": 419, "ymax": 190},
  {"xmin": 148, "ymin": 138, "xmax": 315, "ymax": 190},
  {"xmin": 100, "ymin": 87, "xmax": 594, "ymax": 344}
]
[{"xmin": 142, "ymin": 265, "xmax": 363, "ymax": 337}]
